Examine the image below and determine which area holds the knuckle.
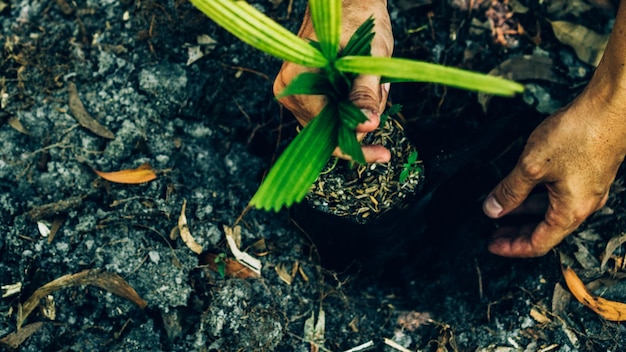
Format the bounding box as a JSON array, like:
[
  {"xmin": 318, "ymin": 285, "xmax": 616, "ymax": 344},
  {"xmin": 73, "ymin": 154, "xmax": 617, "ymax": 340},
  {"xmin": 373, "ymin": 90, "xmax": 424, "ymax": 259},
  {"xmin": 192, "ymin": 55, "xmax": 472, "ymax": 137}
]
[{"xmin": 517, "ymin": 155, "xmax": 543, "ymax": 181}]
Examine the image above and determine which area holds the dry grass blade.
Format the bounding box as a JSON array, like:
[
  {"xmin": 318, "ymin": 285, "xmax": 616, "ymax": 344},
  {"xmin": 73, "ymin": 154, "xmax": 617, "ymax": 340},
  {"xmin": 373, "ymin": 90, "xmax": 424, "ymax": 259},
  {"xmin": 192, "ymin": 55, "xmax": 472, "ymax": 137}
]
[
  {"xmin": 93, "ymin": 163, "xmax": 157, "ymax": 184},
  {"xmin": 562, "ymin": 266, "xmax": 626, "ymax": 321},
  {"xmin": 67, "ymin": 82, "xmax": 115, "ymax": 139},
  {"xmin": 17, "ymin": 269, "xmax": 147, "ymax": 329}
]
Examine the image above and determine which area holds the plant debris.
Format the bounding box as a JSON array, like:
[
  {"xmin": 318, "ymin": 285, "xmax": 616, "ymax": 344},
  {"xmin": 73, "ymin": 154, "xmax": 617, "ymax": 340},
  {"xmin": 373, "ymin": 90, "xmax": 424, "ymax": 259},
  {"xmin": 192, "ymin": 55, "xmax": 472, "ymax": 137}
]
[
  {"xmin": 562, "ymin": 266, "xmax": 626, "ymax": 321},
  {"xmin": 67, "ymin": 82, "xmax": 115, "ymax": 140},
  {"xmin": 93, "ymin": 163, "xmax": 157, "ymax": 184},
  {"xmin": 17, "ymin": 269, "xmax": 147, "ymax": 329}
]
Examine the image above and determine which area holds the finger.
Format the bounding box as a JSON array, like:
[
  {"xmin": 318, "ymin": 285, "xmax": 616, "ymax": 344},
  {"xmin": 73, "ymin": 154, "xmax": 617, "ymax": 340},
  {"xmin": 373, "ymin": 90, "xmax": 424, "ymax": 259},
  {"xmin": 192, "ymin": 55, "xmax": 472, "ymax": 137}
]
[
  {"xmin": 332, "ymin": 144, "xmax": 391, "ymax": 163},
  {"xmin": 350, "ymin": 74, "xmax": 382, "ymax": 132},
  {"xmin": 483, "ymin": 164, "xmax": 540, "ymax": 219},
  {"xmin": 489, "ymin": 193, "xmax": 599, "ymax": 257}
]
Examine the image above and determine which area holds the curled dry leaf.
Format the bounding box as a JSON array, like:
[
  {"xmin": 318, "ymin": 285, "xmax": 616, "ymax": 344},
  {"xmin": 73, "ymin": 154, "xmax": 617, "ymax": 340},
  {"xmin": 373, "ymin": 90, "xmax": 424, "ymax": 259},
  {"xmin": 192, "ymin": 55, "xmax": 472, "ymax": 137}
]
[
  {"xmin": 178, "ymin": 200, "xmax": 203, "ymax": 254},
  {"xmin": 17, "ymin": 269, "xmax": 147, "ymax": 329},
  {"xmin": 7, "ymin": 116, "xmax": 30, "ymax": 135},
  {"xmin": 67, "ymin": 82, "xmax": 115, "ymax": 139},
  {"xmin": 562, "ymin": 266, "xmax": 626, "ymax": 321},
  {"xmin": 94, "ymin": 163, "xmax": 157, "ymax": 184}
]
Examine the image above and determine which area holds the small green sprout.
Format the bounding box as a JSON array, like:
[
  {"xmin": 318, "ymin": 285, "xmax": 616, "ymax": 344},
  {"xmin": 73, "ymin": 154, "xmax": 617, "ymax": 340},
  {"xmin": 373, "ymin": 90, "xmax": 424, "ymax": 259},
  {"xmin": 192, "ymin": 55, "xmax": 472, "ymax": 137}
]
[
  {"xmin": 399, "ymin": 150, "xmax": 423, "ymax": 183},
  {"xmin": 214, "ymin": 252, "xmax": 227, "ymax": 278},
  {"xmin": 380, "ymin": 103, "xmax": 402, "ymax": 128}
]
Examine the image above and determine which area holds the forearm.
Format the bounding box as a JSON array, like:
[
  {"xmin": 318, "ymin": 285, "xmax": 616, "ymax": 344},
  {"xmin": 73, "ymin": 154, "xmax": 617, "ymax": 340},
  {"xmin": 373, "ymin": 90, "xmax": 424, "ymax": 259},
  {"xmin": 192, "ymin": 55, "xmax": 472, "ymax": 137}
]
[{"xmin": 585, "ymin": 2, "xmax": 626, "ymax": 110}]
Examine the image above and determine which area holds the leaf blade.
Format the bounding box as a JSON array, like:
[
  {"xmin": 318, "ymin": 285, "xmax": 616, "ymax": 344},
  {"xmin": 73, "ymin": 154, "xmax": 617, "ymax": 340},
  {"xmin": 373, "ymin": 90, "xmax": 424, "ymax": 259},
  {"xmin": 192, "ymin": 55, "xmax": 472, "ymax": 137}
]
[
  {"xmin": 250, "ymin": 104, "xmax": 339, "ymax": 211},
  {"xmin": 190, "ymin": 0, "xmax": 327, "ymax": 67},
  {"xmin": 336, "ymin": 56, "xmax": 525, "ymax": 96},
  {"xmin": 309, "ymin": 0, "xmax": 341, "ymax": 59},
  {"xmin": 276, "ymin": 72, "xmax": 334, "ymax": 99}
]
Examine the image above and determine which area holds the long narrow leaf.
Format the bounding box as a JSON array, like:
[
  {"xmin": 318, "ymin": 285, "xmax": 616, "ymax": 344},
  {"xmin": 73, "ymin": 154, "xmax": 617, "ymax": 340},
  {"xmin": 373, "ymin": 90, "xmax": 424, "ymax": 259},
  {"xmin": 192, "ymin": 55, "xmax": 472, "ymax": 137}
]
[
  {"xmin": 276, "ymin": 72, "xmax": 334, "ymax": 99},
  {"xmin": 190, "ymin": 0, "xmax": 327, "ymax": 67},
  {"xmin": 309, "ymin": 0, "xmax": 341, "ymax": 59},
  {"xmin": 338, "ymin": 100, "xmax": 368, "ymax": 130},
  {"xmin": 335, "ymin": 56, "xmax": 525, "ymax": 96},
  {"xmin": 337, "ymin": 125, "xmax": 365, "ymax": 164},
  {"xmin": 341, "ymin": 17, "xmax": 375, "ymax": 57},
  {"xmin": 250, "ymin": 105, "xmax": 339, "ymax": 211}
]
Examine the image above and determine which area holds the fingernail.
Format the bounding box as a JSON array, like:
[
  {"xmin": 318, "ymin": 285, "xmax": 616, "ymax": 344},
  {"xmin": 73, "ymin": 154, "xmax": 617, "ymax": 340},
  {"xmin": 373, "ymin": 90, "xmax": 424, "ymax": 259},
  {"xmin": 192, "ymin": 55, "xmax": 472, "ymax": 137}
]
[
  {"xmin": 382, "ymin": 82, "xmax": 390, "ymax": 95},
  {"xmin": 483, "ymin": 195, "xmax": 503, "ymax": 218}
]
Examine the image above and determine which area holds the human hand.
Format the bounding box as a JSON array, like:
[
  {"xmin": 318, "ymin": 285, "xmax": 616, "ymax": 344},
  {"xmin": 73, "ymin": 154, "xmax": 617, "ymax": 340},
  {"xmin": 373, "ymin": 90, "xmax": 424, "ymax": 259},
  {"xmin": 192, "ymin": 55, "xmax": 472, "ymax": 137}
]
[
  {"xmin": 273, "ymin": 0, "xmax": 393, "ymax": 163},
  {"xmin": 483, "ymin": 93, "xmax": 626, "ymax": 257}
]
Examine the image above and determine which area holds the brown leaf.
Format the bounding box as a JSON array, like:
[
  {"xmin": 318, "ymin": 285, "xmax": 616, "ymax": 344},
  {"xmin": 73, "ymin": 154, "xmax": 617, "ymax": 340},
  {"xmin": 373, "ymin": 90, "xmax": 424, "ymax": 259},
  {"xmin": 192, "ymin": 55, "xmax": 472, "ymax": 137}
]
[
  {"xmin": 199, "ymin": 252, "xmax": 260, "ymax": 279},
  {"xmin": 67, "ymin": 82, "xmax": 115, "ymax": 139},
  {"xmin": 550, "ymin": 21, "xmax": 609, "ymax": 66},
  {"xmin": 94, "ymin": 163, "xmax": 157, "ymax": 184},
  {"xmin": 7, "ymin": 117, "xmax": 30, "ymax": 135},
  {"xmin": 18, "ymin": 269, "xmax": 147, "ymax": 329},
  {"xmin": 178, "ymin": 200, "xmax": 203, "ymax": 254},
  {"xmin": 562, "ymin": 266, "xmax": 626, "ymax": 321}
]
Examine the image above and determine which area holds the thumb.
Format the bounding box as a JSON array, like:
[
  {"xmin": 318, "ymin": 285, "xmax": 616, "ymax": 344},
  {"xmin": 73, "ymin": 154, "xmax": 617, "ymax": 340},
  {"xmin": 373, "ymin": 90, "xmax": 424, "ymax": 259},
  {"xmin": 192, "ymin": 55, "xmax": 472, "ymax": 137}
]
[
  {"xmin": 349, "ymin": 74, "xmax": 384, "ymax": 133},
  {"xmin": 483, "ymin": 166, "xmax": 538, "ymax": 218}
]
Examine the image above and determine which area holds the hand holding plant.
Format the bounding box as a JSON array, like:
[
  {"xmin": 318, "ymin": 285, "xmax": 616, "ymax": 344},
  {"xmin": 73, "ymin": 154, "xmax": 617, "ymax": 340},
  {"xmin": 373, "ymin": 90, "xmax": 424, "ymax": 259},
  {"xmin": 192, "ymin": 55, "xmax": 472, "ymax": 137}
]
[
  {"xmin": 274, "ymin": 0, "xmax": 394, "ymax": 164},
  {"xmin": 190, "ymin": 0, "xmax": 524, "ymax": 212}
]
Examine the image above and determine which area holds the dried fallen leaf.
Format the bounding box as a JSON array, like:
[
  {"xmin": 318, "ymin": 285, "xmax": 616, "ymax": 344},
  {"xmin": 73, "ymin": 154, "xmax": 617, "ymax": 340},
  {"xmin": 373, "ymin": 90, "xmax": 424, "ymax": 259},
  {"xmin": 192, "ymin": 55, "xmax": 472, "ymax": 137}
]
[
  {"xmin": 0, "ymin": 322, "xmax": 45, "ymax": 349},
  {"xmin": 67, "ymin": 82, "xmax": 115, "ymax": 139},
  {"xmin": 17, "ymin": 269, "xmax": 147, "ymax": 329},
  {"xmin": 94, "ymin": 163, "xmax": 157, "ymax": 184},
  {"xmin": 550, "ymin": 21, "xmax": 609, "ymax": 66},
  {"xmin": 7, "ymin": 116, "xmax": 30, "ymax": 135},
  {"xmin": 274, "ymin": 263, "xmax": 293, "ymax": 285},
  {"xmin": 304, "ymin": 309, "xmax": 325, "ymax": 346},
  {"xmin": 479, "ymin": 55, "xmax": 562, "ymax": 112},
  {"xmin": 600, "ymin": 232, "xmax": 626, "ymax": 271},
  {"xmin": 178, "ymin": 200, "xmax": 203, "ymax": 254},
  {"xmin": 199, "ymin": 252, "xmax": 259, "ymax": 279},
  {"xmin": 562, "ymin": 266, "xmax": 626, "ymax": 321}
]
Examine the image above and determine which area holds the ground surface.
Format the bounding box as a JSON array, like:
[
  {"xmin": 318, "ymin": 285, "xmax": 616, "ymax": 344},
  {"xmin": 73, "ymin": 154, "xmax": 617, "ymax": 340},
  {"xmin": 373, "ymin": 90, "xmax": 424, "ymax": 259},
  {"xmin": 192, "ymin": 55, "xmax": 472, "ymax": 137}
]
[{"xmin": 1, "ymin": 0, "xmax": 626, "ymax": 351}]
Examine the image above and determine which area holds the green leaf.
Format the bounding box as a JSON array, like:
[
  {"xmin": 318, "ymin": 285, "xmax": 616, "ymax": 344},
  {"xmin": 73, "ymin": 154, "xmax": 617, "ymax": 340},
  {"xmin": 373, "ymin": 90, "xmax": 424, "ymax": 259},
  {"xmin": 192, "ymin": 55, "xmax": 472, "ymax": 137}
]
[
  {"xmin": 380, "ymin": 103, "xmax": 402, "ymax": 126},
  {"xmin": 407, "ymin": 150, "xmax": 418, "ymax": 164},
  {"xmin": 341, "ymin": 17, "xmax": 375, "ymax": 57},
  {"xmin": 399, "ymin": 168, "xmax": 410, "ymax": 183},
  {"xmin": 337, "ymin": 125, "xmax": 365, "ymax": 164},
  {"xmin": 337, "ymin": 100, "xmax": 368, "ymax": 130},
  {"xmin": 276, "ymin": 72, "xmax": 334, "ymax": 99},
  {"xmin": 190, "ymin": 0, "xmax": 327, "ymax": 67},
  {"xmin": 309, "ymin": 0, "xmax": 341, "ymax": 59},
  {"xmin": 335, "ymin": 56, "xmax": 525, "ymax": 96},
  {"xmin": 250, "ymin": 104, "xmax": 339, "ymax": 211}
]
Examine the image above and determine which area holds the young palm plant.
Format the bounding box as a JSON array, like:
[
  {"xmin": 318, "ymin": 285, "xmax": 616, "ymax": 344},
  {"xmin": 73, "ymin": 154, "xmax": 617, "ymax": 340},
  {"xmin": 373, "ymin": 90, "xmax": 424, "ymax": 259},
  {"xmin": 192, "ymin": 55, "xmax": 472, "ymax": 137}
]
[{"xmin": 190, "ymin": 0, "xmax": 525, "ymax": 211}]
